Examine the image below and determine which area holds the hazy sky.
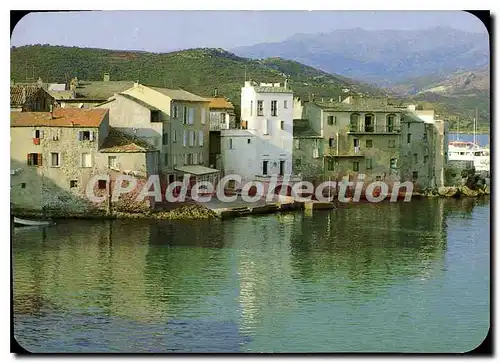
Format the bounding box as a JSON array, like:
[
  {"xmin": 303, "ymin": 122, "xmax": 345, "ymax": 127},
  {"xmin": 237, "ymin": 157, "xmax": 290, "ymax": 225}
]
[{"xmin": 11, "ymin": 11, "xmax": 487, "ymax": 52}]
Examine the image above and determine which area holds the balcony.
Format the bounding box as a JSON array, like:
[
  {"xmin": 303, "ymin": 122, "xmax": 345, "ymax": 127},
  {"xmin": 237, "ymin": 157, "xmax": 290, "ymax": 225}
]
[
  {"xmin": 324, "ymin": 146, "xmax": 365, "ymax": 157},
  {"xmin": 209, "ymin": 120, "xmax": 230, "ymax": 131},
  {"xmin": 255, "ymin": 174, "xmax": 302, "ymax": 183},
  {"xmin": 348, "ymin": 125, "xmax": 401, "ymax": 134}
]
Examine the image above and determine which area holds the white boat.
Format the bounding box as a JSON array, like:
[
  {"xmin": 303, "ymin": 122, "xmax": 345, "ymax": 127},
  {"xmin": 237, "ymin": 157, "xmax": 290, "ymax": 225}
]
[
  {"xmin": 448, "ymin": 140, "xmax": 490, "ymax": 173},
  {"xmin": 13, "ymin": 217, "xmax": 54, "ymax": 227}
]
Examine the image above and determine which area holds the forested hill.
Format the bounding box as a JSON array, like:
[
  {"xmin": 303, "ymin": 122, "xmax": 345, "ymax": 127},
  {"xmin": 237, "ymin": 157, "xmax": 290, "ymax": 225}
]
[{"xmin": 10, "ymin": 45, "xmax": 383, "ymax": 106}]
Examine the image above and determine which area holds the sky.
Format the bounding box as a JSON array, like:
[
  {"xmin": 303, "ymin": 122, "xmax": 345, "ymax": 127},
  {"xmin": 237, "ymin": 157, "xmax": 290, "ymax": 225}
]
[{"xmin": 11, "ymin": 11, "xmax": 488, "ymax": 52}]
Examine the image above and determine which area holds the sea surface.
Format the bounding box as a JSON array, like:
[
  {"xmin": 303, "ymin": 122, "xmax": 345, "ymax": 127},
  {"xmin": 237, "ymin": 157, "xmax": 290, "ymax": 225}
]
[{"xmin": 13, "ymin": 198, "xmax": 490, "ymax": 353}]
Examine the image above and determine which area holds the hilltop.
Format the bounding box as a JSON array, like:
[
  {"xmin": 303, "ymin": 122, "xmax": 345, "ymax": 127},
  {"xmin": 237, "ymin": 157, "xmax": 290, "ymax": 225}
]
[{"xmin": 10, "ymin": 45, "xmax": 383, "ymax": 110}]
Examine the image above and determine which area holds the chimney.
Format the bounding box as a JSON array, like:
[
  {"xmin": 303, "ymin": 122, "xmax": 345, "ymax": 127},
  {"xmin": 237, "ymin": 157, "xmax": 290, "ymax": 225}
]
[
  {"xmin": 103, "ymin": 73, "xmax": 110, "ymax": 82},
  {"xmin": 214, "ymin": 88, "xmax": 218, "ymax": 97}
]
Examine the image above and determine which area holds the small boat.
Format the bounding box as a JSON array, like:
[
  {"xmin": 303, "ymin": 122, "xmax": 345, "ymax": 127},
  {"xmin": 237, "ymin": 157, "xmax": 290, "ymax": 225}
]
[{"xmin": 13, "ymin": 217, "xmax": 54, "ymax": 227}]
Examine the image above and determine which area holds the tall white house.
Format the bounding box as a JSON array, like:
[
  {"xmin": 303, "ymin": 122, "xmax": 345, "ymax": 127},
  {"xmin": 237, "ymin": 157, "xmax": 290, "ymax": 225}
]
[{"xmin": 221, "ymin": 81, "xmax": 296, "ymax": 189}]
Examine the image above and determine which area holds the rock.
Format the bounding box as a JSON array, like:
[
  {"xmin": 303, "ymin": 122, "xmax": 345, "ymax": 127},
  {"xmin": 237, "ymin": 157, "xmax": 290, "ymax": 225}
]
[
  {"xmin": 438, "ymin": 187, "xmax": 459, "ymax": 197},
  {"xmin": 458, "ymin": 186, "xmax": 479, "ymax": 197}
]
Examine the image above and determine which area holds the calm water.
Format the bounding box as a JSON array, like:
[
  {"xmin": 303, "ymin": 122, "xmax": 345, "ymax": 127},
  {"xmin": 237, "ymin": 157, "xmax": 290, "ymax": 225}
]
[
  {"xmin": 13, "ymin": 198, "xmax": 490, "ymax": 353},
  {"xmin": 450, "ymin": 133, "xmax": 490, "ymax": 147}
]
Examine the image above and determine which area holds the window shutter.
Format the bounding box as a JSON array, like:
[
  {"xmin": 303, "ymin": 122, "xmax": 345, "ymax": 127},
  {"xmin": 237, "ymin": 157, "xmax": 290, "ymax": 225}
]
[
  {"xmin": 27, "ymin": 154, "xmax": 31, "ymax": 166},
  {"xmin": 189, "ymin": 108, "xmax": 194, "ymax": 124},
  {"xmin": 39, "ymin": 130, "xmax": 44, "ymax": 139},
  {"xmin": 193, "ymin": 153, "xmax": 198, "ymax": 164},
  {"xmin": 89, "ymin": 131, "xmax": 95, "ymax": 141},
  {"xmin": 173, "ymin": 130, "xmax": 176, "ymax": 142},
  {"xmin": 263, "ymin": 119, "xmax": 268, "ymax": 134},
  {"xmin": 78, "ymin": 131, "xmax": 82, "ymax": 141},
  {"xmin": 199, "ymin": 152, "xmax": 203, "ymax": 164},
  {"xmin": 184, "ymin": 154, "xmax": 188, "ymax": 165},
  {"xmin": 199, "ymin": 131, "xmax": 204, "ymax": 146},
  {"xmin": 38, "ymin": 154, "xmax": 43, "ymax": 166},
  {"xmin": 201, "ymin": 108, "xmax": 206, "ymax": 124},
  {"xmin": 313, "ymin": 148, "xmax": 319, "ymax": 159},
  {"xmin": 183, "ymin": 130, "xmax": 187, "ymax": 147},
  {"xmin": 32, "ymin": 130, "xmax": 36, "ymax": 138}
]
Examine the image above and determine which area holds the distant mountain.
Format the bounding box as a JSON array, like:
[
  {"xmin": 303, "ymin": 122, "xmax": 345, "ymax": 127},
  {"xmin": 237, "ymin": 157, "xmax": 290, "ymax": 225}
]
[
  {"xmin": 10, "ymin": 45, "xmax": 383, "ymax": 110},
  {"xmin": 231, "ymin": 26, "xmax": 489, "ymax": 86}
]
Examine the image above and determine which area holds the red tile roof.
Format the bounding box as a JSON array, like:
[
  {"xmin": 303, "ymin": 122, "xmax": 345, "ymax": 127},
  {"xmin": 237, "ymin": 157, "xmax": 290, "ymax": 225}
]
[
  {"xmin": 206, "ymin": 97, "xmax": 235, "ymax": 110},
  {"xmin": 10, "ymin": 108, "xmax": 108, "ymax": 128},
  {"xmin": 10, "ymin": 85, "xmax": 42, "ymax": 106}
]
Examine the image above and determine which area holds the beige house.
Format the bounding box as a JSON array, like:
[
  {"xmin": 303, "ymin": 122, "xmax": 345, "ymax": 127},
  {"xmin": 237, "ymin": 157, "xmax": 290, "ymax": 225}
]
[
  {"xmin": 99, "ymin": 83, "xmax": 218, "ymax": 185},
  {"xmin": 11, "ymin": 109, "xmax": 159, "ymax": 214}
]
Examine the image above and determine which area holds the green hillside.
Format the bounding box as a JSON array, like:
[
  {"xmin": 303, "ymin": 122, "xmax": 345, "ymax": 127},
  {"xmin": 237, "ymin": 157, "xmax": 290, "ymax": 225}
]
[{"xmin": 10, "ymin": 45, "xmax": 381, "ymax": 109}]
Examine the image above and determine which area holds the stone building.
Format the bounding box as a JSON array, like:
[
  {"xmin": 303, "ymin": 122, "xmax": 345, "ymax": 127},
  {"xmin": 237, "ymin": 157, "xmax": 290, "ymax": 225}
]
[
  {"xmin": 10, "ymin": 84, "xmax": 55, "ymax": 112},
  {"xmin": 10, "ymin": 109, "xmax": 159, "ymax": 214},
  {"xmin": 293, "ymin": 96, "xmax": 448, "ymax": 192},
  {"xmin": 292, "ymin": 119, "xmax": 323, "ymax": 185},
  {"xmin": 97, "ymin": 83, "xmax": 219, "ymax": 186}
]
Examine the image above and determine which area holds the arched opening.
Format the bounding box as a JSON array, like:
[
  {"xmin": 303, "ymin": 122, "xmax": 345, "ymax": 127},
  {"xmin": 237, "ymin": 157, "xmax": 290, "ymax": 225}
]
[
  {"xmin": 350, "ymin": 113, "xmax": 360, "ymax": 132},
  {"xmin": 387, "ymin": 114, "xmax": 396, "ymax": 132},
  {"xmin": 364, "ymin": 113, "xmax": 374, "ymax": 132}
]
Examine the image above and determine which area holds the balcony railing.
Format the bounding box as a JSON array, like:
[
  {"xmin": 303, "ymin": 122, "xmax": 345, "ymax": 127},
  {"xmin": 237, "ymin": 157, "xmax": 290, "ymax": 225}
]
[
  {"xmin": 209, "ymin": 120, "xmax": 229, "ymax": 131},
  {"xmin": 348, "ymin": 125, "xmax": 401, "ymax": 133},
  {"xmin": 255, "ymin": 174, "xmax": 302, "ymax": 183}
]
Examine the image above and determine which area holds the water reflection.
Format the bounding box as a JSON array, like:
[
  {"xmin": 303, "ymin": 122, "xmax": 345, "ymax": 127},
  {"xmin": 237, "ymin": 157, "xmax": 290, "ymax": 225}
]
[{"xmin": 12, "ymin": 197, "xmax": 489, "ymax": 352}]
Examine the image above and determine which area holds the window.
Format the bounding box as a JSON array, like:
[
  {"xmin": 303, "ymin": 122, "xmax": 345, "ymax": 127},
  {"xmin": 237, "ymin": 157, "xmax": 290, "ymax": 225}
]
[
  {"xmin": 108, "ymin": 156, "xmax": 117, "ymax": 168},
  {"xmin": 271, "ymin": 100, "xmax": 278, "ymax": 116},
  {"xmin": 33, "ymin": 129, "xmax": 44, "ymax": 139},
  {"xmin": 412, "ymin": 171, "xmax": 418, "ymax": 180},
  {"xmin": 27, "ymin": 153, "xmax": 42, "ymax": 166},
  {"xmin": 423, "ymin": 130, "xmax": 428, "ymax": 142},
  {"xmin": 219, "ymin": 112, "xmax": 226, "ymax": 123},
  {"xmin": 424, "ymin": 155, "xmax": 429, "ymax": 163},
  {"xmin": 247, "ymin": 138, "xmax": 251, "ymax": 144},
  {"xmin": 81, "ymin": 153, "xmax": 92, "ymax": 168},
  {"xmin": 50, "ymin": 152, "xmax": 60, "ymax": 167},
  {"xmin": 407, "ymin": 133, "xmax": 412, "ymax": 144},
  {"xmin": 189, "ymin": 130, "xmax": 195, "ymax": 147},
  {"xmin": 327, "ymin": 159, "xmax": 335, "ymax": 171},
  {"xmin": 376, "ymin": 176, "xmax": 381, "ymax": 181},
  {"xmin": 229, "ymin": 139, "xmax": 233, "ymax": 149},
  {"xmin": 183, "ymin": 106, "xmax": 188, "ymax": 124},
  {"xmin": 162, "ymin": 132, "xmax": 168, "ymax": 145},
  {"xmin": 366, "ymin": 140, "xmax": 373, "ymax": 148},
  {"xmin": 407, "ymin": 123, "xmax": 411, "ymax": 131},
  {"xmin": 353, "ymin": 162, "xmax": 359, "ymax": 172},
  {"xmin": 413, "ymin": 153, "xmax": 418, "ymax": 163},
  {"xmin": 353, "ymin": 138, "xmax": 360, "ymax": 153},
  {"xmin": 280, "ymin": 120, "xmax": 284, "ymax": 130},
  {"xmin": 327, "ymin": 115, "xmax": 336, "ymax": 125},
  {"xmin": 172, "ymin": 105, "xmax": 179, "ymax": 118},
  {"xmin": 187, "ymin": 153, "xmax": 193, "ymax": 165},
  {"xmin": 70, "ymin": 180, "xmax": 78, "ymax": 188},
  {"xmin": 329, "ymin": 138, "xmax": 335, "ymax": 148},
  {"xmin": 350, "ymin": 113, "xmax": 359, "ymax": 132},
  {"xmin": 366, "ymin": 158, "xmax": 373, "ymax": 170},
  {"xmin": 279, "ymin": 160, "xmax": 285, "ymax": 175},
  {"xmin": 98, "ymin": 180, "xmax": 107, "ymax": 189},
  {"xmin": 294, "ymin": 139, "xmax": 300, "ymax": 149},
  {"xmin": 188, "ymin": 108, "xmax": 194, "ymax": 125},
  {"xmin": 193, "ymin": 153, "xmax": 198, "ymax": 164},
  {"xmin": 390, "ymin": 158, "xmax": 397, "ymax": 169},
  {"xmin": 78, "ymin": 131, "xmax": 93, "ymax": 141},
  {"xmin": 250, "ymin": 100, "xmax": 253, "ymax": 116},
  {"xmin": 284, "ymin": 100, "xmax": 288, "ymax": 109},
  {"xmin": 150, "ymin": 110, "xmax": 161, "ymax": 122},
  {"xmin": 164, "ymin": 154, "xmax": 169, "ymax": 166},
  {"xmin": 296, "ymin": 158, "xmax": 302, "ymax": 167},
  {"xmin": 172, "ymin": 155, "xmax": 177, "ymax": 166},
  {"xmin": 198, "ymin": 131, "xmax": 204, "ymax": 146},
  {"xmin": 312, "ymin": 148, "xmax": 319, "ymax": 159},
  {"xmin": 387, "ymin": 114, "xmax": 396, "ymax": 132},
  {"xmin": 262, "ymin": 160, "xmax": 268, "ymax": 175},
  {"xmin": 173, "ymin": 130, "xmax": 177, "ymax": 143},
  {"xmin": 20, "ymin": 183, "xmax": 26, "ymax": 188},
  {"xmin": 257, "ymin": 100, "xmax": 264, "ymax": 116},
  {"xmin": 183, "ymin": 130, "xmax": 187, "ymax": 147},
  {"xmin": 364, "ymin": 114, "xmax": 374, "ymax": 132},
  {"xmin": 388, "ymin": 140, "xmax": 396, "ymax": 148}
]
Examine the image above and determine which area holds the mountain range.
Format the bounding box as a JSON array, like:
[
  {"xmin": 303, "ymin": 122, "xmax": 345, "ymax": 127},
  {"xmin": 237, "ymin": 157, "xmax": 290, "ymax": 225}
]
[{"xmin": 231, "ymin": 26, "xmax": 489, "ymax": 86}]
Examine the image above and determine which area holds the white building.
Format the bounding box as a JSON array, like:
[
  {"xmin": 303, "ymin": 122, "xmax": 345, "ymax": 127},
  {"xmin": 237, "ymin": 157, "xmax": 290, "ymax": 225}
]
[{"xmin": 221, "ymin": 81, "xmax": 298, "ymax": 190}]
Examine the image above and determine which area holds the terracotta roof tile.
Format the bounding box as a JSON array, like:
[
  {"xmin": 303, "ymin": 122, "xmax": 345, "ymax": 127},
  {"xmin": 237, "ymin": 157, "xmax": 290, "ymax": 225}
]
[
  {"xmin": 10, "ymin": 85, "xmax": 42, "ymax": 106},
  {"xmin": 99, "ymin": 128, "xmax": 157, "ymax": 153},
  {"xmin": 206, "ymin": 97, "xmax": 235, "ymax": 110},
  {"xmin": 10, "ymin": 108, "xmax": 108, "ymax": 128}
]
